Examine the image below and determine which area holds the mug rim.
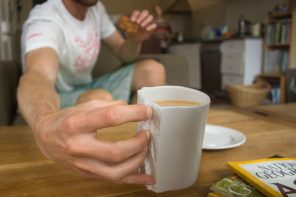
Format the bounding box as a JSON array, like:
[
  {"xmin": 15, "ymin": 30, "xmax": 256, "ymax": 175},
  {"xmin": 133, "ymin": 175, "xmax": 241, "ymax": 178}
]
[{"xmin": 138, "ymin": 85, "xmax": 211, "ymax": 108}]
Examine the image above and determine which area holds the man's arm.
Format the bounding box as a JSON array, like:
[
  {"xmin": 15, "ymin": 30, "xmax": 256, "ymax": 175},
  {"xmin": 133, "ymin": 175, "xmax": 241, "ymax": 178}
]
[
  {"xmin": 103, "ymin": 10, "xmax": 156, "ymax": 63},
  {"xmin": 17, "ymin": 48, "xmax": 155, "ymax": 185},
  {"xmin": 18, "ymin": 47, "xmax": 60, "ymax": 128}
]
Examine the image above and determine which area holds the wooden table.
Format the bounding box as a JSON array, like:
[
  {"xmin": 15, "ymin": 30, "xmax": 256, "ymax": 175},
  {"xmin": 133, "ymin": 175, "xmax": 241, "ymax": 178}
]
[
  {"xmin": 1, "ymin": 107, "xmax": 296, "ymax": 197},
  {"xmin": 255, "ymin": 103, "xmax": 296, "ymax": 123}
]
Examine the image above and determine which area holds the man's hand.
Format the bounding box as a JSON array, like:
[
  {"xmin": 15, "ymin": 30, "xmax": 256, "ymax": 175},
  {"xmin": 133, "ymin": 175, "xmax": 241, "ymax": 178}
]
[
  {"xmin": 33, "ymin": 100, "xmax": 155, "ymax": 185},
  {"xmin": 103, "ymin": 10, "xmax": 156, "ymax": 62},
  {"xmin": 127, "ymin": 10, "xmax": 157, "ymax": 43}
]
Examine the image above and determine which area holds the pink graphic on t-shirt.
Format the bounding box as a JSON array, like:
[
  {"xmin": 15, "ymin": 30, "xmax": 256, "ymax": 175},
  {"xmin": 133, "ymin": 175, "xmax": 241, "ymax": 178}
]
[
  {"xmin": 27, "ymin": 32, "xmax": 43, "ymax": 40},
  {"xmin": 74, "ymin": 29, "xmax": 100, "ymax": 72}
]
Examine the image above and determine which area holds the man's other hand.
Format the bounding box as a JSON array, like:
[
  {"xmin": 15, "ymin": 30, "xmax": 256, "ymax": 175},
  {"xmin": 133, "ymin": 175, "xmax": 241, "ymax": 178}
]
[{"xmin": 128, "ymin": 10, "xmax": 157, "ymax": 43}]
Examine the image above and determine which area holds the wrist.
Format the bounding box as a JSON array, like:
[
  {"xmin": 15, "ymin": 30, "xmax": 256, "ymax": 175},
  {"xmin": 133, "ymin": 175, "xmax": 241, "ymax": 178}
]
[
  {"xmin": 126, "ymin": 36, "xmax": 143, "ymax": 45},
  {"xmin": 32, "ymin": 106, "xmax": 59, "ymax": 132}
]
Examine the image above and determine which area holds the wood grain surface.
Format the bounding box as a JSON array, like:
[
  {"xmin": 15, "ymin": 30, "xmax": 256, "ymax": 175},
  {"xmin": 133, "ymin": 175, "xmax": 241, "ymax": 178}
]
[
  {"xmin": 255, "ymin": 103, "xmax": 296, "ymax": 123},
  {"xmin": 1, "ymin": 107, "xmax": 296, "ymax": 197}
]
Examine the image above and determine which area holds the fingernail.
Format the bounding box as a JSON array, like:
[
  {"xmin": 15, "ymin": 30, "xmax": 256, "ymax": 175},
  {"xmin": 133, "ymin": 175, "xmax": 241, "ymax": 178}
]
[{"xmin": 146, "ymin": 106, "xmax": 152, "ymax": 118}]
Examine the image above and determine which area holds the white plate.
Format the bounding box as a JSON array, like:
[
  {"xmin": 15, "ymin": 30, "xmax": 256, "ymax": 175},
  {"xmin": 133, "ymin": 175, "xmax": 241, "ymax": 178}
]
[{"xmin": 202, "ymin": 124, "xmax": 246, "ymax": 150}]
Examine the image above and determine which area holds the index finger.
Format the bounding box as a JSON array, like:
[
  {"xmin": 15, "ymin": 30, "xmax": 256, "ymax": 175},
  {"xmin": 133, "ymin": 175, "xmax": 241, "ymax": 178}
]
[{"xmin": 79, "ymin": 104, "xmax": 152, "ymax": 131}]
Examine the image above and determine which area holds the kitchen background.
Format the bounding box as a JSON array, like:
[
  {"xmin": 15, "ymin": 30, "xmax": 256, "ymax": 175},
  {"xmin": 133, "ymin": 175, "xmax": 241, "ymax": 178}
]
[{"xmin": 1, "ymin": 0, "xmax": 295, "ymax": 105}]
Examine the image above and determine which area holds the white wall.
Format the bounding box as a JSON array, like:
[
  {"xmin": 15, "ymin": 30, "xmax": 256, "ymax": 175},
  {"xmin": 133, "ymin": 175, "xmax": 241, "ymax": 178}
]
[
  {"xmin": 101, "ymin": 0, "xmax": 191, "ymax": 37},
  {"xmin": 191, "ymin": 2, "xmax": 226, "ymax": 38},
  {"xmin": 191, "ymin": 0, "xmax": 286, "ymax": 38},
  {"xmin": 225, "ymin": 0, "xmax": 285, "ymax": 32},
  {"xmin": 101, "ymin": 0, "xmax": 159, "ymax": 15}
]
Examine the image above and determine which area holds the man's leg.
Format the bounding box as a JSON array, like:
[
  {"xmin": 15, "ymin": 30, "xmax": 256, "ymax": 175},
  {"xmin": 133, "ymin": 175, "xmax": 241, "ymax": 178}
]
[
  {"xmin": 130, "ymin": 59, "xmax": 166, "ymax": 103},
  {"xmin": 76, "ymin": 89, "xmax": 113, "ymax": 105},
  {"xmin": 132, "ymin": 59, "xmax": 166, "ymax": 91},
  {"xmin": 74, "ymin": 59, "xmax": 166, "ymax": 105}
]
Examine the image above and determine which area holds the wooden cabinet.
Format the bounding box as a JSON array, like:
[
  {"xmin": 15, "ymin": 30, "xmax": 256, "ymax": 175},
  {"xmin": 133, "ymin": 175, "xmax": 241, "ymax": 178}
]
[{"xmin": 220, "ymin": 39, "xmax": 263, "ymax": 89}]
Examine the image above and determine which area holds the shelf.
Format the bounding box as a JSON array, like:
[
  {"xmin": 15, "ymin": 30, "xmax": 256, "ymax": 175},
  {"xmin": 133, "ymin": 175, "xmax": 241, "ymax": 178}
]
[
  {"xmin": 257, "ymin": 73, "xmax": 286, "ymax": 103},
  {"xmin": 258, "ymin": 73, "xmax": 282, "ymax": 78},
  {"xmin": 268, "ymin": 12, "xmax": 292, "ymax": 20},
  {"xmin": 165, "ymin": 10, "xmax": 191, "ymax": 15},
  {"xmin": 261, "ymin": 0, "xmax": 296, "ymax": 104},
  {"xmin": 267, "ymin": 44, "xmax": 290, "ymax": 49}
]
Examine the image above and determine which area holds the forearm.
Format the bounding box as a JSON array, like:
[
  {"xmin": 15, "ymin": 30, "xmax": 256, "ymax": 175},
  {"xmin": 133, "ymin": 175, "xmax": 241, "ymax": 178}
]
[
  {"xmin": 17, "ymin": 70, "xmax": 60, "ymax": 129},
  {"xmin": 118, "ymin": 38, "xmax": 142, "ymax": 63}
]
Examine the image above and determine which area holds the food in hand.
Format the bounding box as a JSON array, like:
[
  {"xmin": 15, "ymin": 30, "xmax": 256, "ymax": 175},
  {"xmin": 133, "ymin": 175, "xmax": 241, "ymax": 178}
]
[{"xmin": 118, "ymin": 16, "xmax": 139, "ymax": 34}]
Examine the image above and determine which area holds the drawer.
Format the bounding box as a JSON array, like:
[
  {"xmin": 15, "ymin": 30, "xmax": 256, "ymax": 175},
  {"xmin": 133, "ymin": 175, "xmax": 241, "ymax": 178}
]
[
  {"xmin": 222, "ymin": 74, "xmax": 244, "ymax": 89},
  {"xmin": 221, "ymin": 52, "xmax": 245, "ymax": 74},
  {"xmin": 221, "ymin": 40, "xmax": 245, "ymax": 52}
]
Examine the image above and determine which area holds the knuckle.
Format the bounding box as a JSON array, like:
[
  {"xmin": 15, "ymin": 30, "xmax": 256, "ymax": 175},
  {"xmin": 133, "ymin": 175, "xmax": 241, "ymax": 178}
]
[
  {"xmin": 106, "ymin": 170, "xmax": 122, "ymax": 182},
  {"xmin": 64, "ymin": 139, "xmax": 78, "ymax": 155},
  {"xmin": 61, "ymin": 115, "xmax": 77, "ymax": 132},
  {"xmin": 108, "ymin": 146, "xmax": 123, "ymax": 163},
  {"xmin": 103, "ymin": 107, "xmax": 119, "ymax": 126}
]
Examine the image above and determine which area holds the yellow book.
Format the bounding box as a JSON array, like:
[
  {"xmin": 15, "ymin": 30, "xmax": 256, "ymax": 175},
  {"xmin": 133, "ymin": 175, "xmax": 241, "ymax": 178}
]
[{"xmin": 228, "ymin": 158, "xmax": 296, "ymax": 197}]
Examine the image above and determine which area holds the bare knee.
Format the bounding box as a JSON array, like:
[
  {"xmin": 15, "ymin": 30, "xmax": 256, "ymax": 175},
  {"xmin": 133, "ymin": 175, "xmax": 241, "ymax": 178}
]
[
  {"xmin": 139, "ymin": 59, "xmax": 166, "ymax": 79},
  {"xmin": 133, "ymin": 59, "xmax": 166, "ymax": 90},
  {"xmin": 76, "ymin": 89, "xmax": 113, "ymax": 105}
]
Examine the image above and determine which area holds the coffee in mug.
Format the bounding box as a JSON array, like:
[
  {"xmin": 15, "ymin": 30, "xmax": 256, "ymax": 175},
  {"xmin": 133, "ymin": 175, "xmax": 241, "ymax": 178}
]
[{"xmin": 155, "ymin": 100, "xmax": 200, "ymax": 106}]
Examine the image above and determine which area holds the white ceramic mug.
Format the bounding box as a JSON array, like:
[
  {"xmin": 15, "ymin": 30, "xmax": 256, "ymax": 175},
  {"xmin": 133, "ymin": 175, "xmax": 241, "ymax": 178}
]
[{"xmin": 137, "ymin": 86, "xmax": 210, "ymax": 193}]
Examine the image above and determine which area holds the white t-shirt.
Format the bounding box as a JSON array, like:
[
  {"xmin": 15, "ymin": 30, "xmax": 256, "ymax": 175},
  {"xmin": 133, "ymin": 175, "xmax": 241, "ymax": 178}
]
[{"xmin": 21, "ymin": 0, "xmax": 116, "ymax": 92}]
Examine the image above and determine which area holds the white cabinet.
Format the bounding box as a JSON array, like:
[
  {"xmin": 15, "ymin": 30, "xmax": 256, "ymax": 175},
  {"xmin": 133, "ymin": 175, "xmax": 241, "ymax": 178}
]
[
  {"xmin": 169, "ymin": 43, "xmax": 201, "ymax": 89},
  {"xmin": 220, "ymin": 39, "xmax": 263, "ymax": 88}
]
